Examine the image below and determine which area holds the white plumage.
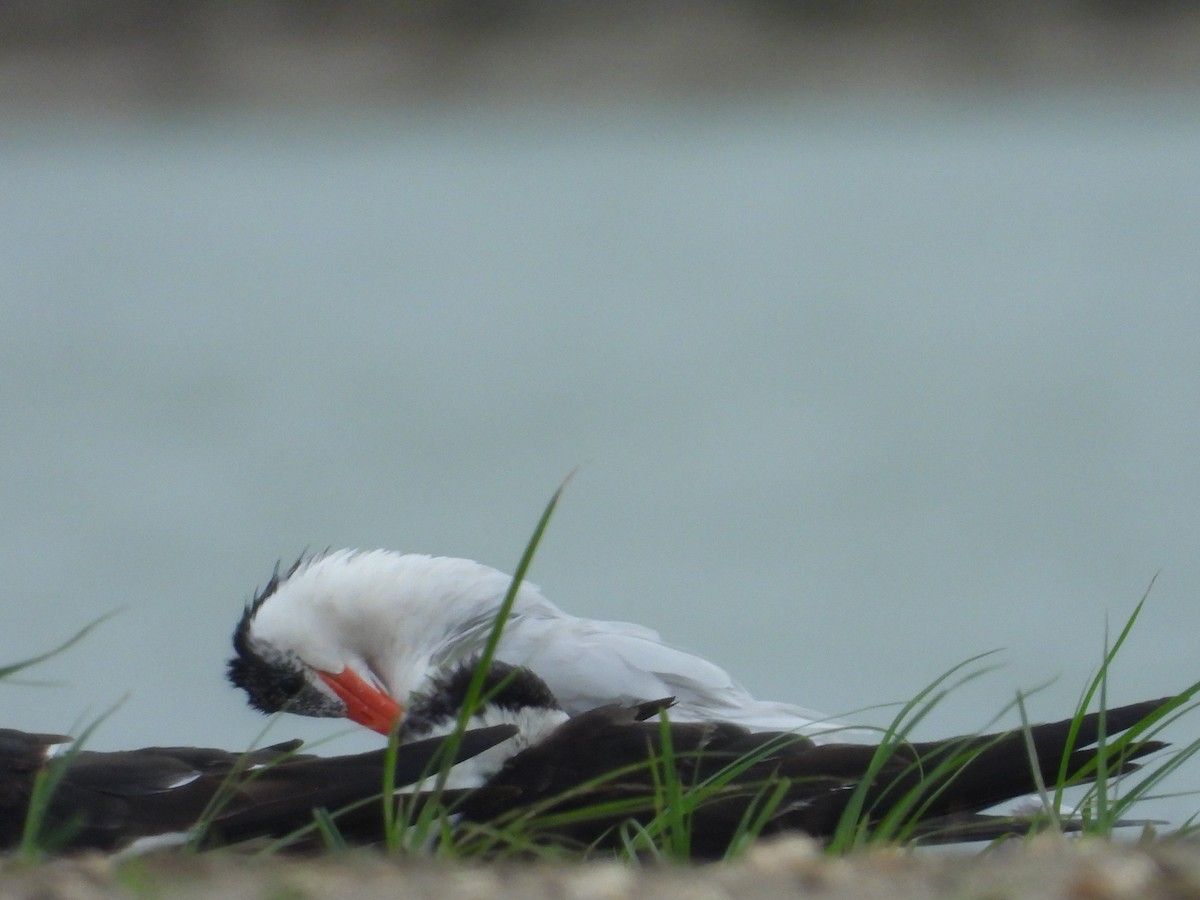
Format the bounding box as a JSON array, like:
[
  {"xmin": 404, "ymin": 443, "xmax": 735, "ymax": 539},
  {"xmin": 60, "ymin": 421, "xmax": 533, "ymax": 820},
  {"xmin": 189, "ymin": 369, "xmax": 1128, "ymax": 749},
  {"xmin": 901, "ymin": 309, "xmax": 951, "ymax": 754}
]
[{"xmin": 236, "ymin": 549, "xmax": 841, "ymax": 735}]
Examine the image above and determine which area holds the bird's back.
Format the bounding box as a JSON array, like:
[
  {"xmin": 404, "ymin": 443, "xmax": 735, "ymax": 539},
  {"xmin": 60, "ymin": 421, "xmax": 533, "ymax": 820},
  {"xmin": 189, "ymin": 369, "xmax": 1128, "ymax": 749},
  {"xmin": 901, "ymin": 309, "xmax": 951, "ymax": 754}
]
[{"xmin": 496, "ymin": 613, "xmax": 842, "ymax": 734}]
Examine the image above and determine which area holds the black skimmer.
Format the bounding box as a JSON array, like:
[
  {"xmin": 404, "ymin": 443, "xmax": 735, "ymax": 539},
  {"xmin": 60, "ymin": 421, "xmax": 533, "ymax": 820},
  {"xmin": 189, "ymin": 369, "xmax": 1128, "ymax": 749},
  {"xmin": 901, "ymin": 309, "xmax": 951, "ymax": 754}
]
[
  {"xmin": 227, "ymin": 550, "xmax": 838, "ymax": 737},
  {"xmin": 5, "ymin": 664, "xmax": 1171, "ymax": 856},
  {"xmin": 0, "ymin": 724, "xmax": 516, "ymax": 853},
  {"xmin": 414, "ymin": 661, "xmax": 1170, "ymax": 856}
]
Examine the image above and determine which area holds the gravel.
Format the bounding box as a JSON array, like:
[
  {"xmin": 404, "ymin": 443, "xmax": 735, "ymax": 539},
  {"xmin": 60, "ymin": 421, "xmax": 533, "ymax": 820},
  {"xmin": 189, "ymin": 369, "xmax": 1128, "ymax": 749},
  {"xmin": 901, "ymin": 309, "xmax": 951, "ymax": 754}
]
[{"xmin": 5, "ymin": 835, "xmax": 1200, "ymax": 900}]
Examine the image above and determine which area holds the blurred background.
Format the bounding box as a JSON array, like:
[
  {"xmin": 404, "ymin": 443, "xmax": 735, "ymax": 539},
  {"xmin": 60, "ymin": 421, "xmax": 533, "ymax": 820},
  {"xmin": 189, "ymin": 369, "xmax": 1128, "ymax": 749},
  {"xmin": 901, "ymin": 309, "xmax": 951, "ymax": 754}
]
[{"xmin": 3, "ymin": 1, "xmax": 1199, "ymax": 827}]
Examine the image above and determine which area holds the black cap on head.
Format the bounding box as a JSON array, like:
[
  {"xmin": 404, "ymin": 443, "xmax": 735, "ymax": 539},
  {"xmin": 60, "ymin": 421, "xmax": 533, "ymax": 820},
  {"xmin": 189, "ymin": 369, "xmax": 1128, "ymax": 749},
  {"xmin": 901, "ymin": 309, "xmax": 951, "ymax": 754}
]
[{"xmin": 226, "ymin": 556, "xmax": 344, "ymax": 719}]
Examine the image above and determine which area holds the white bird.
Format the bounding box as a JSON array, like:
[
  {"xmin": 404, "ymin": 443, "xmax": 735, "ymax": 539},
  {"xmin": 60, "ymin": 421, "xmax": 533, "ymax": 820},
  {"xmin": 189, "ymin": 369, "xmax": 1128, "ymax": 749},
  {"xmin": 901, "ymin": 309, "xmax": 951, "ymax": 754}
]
[{"xmin": 227, "ymin": 549, "xmax": 841, "ymax": 737}]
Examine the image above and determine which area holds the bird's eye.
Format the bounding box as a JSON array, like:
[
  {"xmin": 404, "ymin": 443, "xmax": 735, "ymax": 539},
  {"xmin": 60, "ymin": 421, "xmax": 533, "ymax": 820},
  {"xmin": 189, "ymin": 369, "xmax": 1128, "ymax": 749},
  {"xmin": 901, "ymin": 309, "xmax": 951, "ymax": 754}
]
[{"xmin": 278, "ymin": 671, "xmax": 307, "ymax": 699}]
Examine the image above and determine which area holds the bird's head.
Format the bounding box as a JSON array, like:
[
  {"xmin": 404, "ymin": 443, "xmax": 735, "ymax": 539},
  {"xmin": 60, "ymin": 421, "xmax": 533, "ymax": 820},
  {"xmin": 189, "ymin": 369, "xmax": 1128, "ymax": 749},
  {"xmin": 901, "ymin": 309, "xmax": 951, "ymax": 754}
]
[{"xmin": 226, "ymin": 549, "xmax": 523, "ymax": 735}]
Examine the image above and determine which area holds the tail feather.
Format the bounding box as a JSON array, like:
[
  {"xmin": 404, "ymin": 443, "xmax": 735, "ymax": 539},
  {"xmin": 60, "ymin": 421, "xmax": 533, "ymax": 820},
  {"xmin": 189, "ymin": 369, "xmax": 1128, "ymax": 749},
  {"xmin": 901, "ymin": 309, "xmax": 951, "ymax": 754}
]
[{"xmin": 899, "ymin": 698, "xmax": 1171, "ymax": 819}]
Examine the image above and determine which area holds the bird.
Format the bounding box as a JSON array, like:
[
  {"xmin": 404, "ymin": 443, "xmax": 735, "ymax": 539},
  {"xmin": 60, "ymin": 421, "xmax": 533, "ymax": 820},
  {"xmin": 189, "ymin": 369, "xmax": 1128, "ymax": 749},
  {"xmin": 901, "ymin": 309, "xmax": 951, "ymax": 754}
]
[
  {"xmin": 402, "ymin": 659, "xmax": 1172, "ymax": 857},
  {"xmin": 0, "ymin": 723, "xmax": 517, "ymax": 854},
  {"xmin": 227, "ymin": 549, "xmax": 840, "ymax": 738},
  {"xmin": 4, "ymin": 663, "xmax": 1172, "ymax": 857}
]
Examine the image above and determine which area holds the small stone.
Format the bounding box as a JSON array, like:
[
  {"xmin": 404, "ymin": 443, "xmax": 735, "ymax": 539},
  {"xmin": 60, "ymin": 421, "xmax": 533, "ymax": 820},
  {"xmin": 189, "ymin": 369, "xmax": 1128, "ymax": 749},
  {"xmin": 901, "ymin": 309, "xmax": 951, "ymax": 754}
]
[
  {"xmin": 562, "ymin": 863, "xmax": 637, "ymax": 900},
  {"xmin": 741, "ymin": 836, "xmax": 822, "ymax": 875}
]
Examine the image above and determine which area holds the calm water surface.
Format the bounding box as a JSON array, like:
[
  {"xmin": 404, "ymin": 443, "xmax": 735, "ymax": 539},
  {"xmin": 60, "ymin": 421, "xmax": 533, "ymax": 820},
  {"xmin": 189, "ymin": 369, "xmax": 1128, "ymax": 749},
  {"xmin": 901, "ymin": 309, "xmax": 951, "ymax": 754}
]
[{"xmin": 2, "ymin": 89, "xmax": 1199, "ymax": 824}]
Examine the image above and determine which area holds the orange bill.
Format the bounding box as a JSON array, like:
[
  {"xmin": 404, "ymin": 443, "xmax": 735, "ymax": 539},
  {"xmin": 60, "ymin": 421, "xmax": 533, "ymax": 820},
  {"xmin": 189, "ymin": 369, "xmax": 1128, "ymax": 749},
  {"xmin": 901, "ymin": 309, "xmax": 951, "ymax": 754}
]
[{"xmin": 317, "ymin": 668, "xmax": 404, "ymax": 735}]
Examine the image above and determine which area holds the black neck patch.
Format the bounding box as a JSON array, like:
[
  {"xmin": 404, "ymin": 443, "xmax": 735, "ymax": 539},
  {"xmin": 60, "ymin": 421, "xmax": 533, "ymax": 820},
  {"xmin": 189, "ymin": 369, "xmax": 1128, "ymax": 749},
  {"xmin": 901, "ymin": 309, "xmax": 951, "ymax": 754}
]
[{"xmin": 402, "ymin": 658, "xmax": 560, "ymax": 738}]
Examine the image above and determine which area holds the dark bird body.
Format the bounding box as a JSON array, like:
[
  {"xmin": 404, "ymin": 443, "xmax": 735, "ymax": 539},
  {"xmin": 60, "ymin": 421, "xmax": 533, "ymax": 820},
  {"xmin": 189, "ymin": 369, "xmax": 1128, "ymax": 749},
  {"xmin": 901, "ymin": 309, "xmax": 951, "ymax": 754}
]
[
  {"xmin": 0, "ymin": 725, "xmax": 515, "ymax": 853},
  {"xmin": 0, "ymin": 663, "xmax": 1173, "ymax": 856},
  {"xmin": 439, "ymin": 663, "xmax": 1171, "ymax": 856}
]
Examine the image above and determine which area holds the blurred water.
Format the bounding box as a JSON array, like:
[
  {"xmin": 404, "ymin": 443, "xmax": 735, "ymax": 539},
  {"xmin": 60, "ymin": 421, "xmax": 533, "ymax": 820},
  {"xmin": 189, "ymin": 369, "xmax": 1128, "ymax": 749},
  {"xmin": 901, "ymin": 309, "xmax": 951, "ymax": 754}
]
[{"xmin": 2, "ymin": 90, "xmax": 1199, "ymax": 826}]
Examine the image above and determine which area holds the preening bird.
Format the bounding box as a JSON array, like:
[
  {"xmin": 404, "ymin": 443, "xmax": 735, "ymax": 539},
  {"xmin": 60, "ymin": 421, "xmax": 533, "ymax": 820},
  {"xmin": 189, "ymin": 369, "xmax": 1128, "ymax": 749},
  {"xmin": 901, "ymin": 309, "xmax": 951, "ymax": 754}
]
[
  {"xmin": 227, "ymin": 550, "xmax": 839, "ymax": 737},
  {"xmin": 214, "ymin": 548, "xmax": 1178, "ymax": 856}
]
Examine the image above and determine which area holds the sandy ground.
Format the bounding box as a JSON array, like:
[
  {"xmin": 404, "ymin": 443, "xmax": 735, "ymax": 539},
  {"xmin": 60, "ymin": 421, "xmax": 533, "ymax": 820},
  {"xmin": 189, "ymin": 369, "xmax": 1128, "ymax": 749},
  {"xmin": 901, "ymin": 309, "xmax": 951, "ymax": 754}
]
[{"xmin": 5, "ymin": 836, "xmax": 1200, "ymax": 900}]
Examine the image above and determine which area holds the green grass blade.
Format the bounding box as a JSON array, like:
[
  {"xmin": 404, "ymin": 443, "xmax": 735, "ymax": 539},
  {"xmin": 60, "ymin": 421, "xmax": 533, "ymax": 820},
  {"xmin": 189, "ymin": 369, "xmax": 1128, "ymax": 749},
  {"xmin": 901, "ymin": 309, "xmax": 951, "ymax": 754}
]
[
  {"xmin": 312, "ymin": 806, "xmax": 349, "ymax": 853},
  {"xmin": 0, "ymin": 611, "xmax": 121, "ymax": 680},
  {"xmin": 826, "ymin": 650, "xmax": 1003, "ymax": 851},
  {"xmin": 19, "ymin": 697, "xmax": 126, "ymax": 859},
  {"xmin": 383, "ymin": 475, "xmax": 572, "ymax": 851}
]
